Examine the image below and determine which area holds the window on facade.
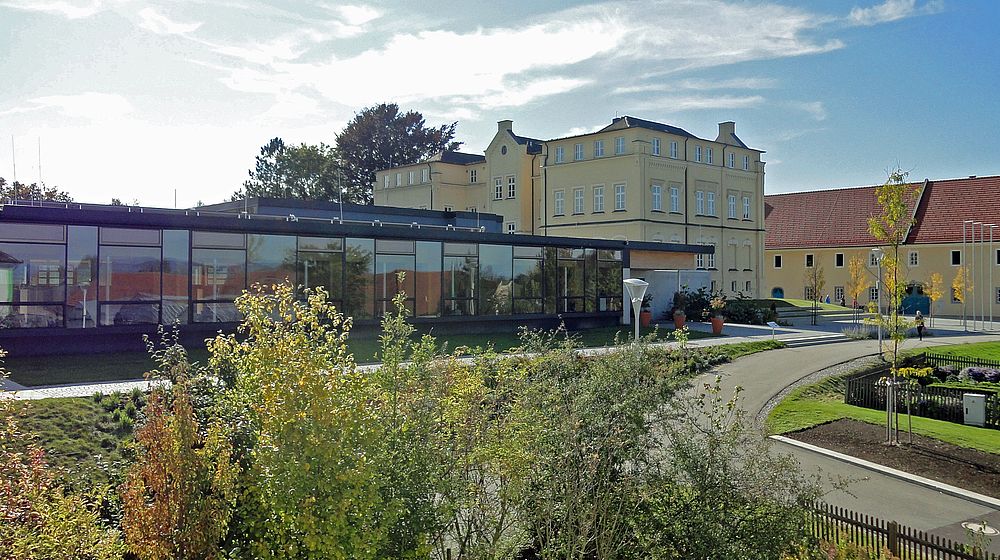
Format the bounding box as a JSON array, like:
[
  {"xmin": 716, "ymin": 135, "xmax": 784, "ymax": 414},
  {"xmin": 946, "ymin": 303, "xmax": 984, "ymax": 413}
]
[
  {"xmin": 597, "ymin": 250, "xmax": 623, "ymax": 312},
  {"xmin": 743, "ymin": 196, "xmax": 751, "ymax": 219},
  {"xmin": 695, "ymin": 145, "xmax": 702, "ymax": 162},
  {"xmin": 573, "ymin": 188, "xmax": 584, "ymax": 214},
  {"xmin": 669, "ymin": 186, "xmax": 679, "ymax": 212},
  {"xmin": 555, "ymin": 146, "xmax": 565, "ymax": 163},
  {"xmin": 909, "ymin": 251, "xmax": 919, "ymax": 267},
  {"xmin": 706, "ymin": 192, "xmax": 716, "ymax": 216},
  {"xmin": 395, "ymin": 173, "xmax": 402, "ymax": 186},
  {"xmin": 247, "ymin": 234, "xmax": 296, "ymax": 290},
  {"xmin": 996, "ymin": 287, "xmax": 1000, "ymax": 305},
  {"xmin": 554, "ymin": 190, "xmax": 565, "ymax": 215},
  {"xmin": 871, "ymin": 252, "xmax": 881, "ymax": 267},
  {"xmin": 467, "ymin": 206, "xmax": 477, "ymax": 212},
  {"xmin": 594, "ymin": 140, "xmax": 604, "ymax": 157},
  {"xmin": 556, "ymin": 248, "xmax": 587, "ymax": 313},
  {"xmin": 695, "ymin": 191, "xmax": 704, "ymax": 215},
  {"xmin": 479, "ymin": 244, "xmax": 513, "ymax": 316},
  {"xmin": 513, "ymin": 246, "xmax": 543, "ymax": 313},
  {"xmin": 669, "ymin": 141, "xmax": 678, "ymax": 158},
  {"xmin": 506, "ymin": 222, "xmax": 517, "ymax": 234},
  {"xmin": 383, "ymin": 175, "xmax": 390, "ymax": 189},
  {"xmin": 870, "ymin": 286, "xmax": 879, "ymax": 302},
  {"xmin": 614, "ymin": 184, "xmax": 626, "ymax": 211},
  {"xmin": 952, "ymin": 250, "xmax": 961, "ymax": 266},
  {"xmin": 593, "ymin": 186, "xmax": 605, "ymax": 212},
  {"xmin": 835, "ymin": 253, "xmax": 844, "ymax": 267},
  {"xmin": 616, "ymin": 137, "xmax": 626, "ymax": 155},
  {"xmin": 727, "ymin": 195, "xmax": 737, "ymax": 218},
  {"xmin": 707, "ymin": 147, "xmax": 713, "ymax": 164},
  {"xmin": 422, "ymin": 168, "xmax": 430, "ymax": 182},
  {"xmin": 997, "ymin": 248, "xmax": 1000, "ymax": 265},
  {"xmin": 408, "ymin": 171, "xmax": 415, "ymax": 185},
  {"xmin": 805, "ymin": 286, "xmax": 816, "ymax": 301},
  {"xmin": 835, "ymin": 286, "xmax": 845, "ymax": 302},
  {"xmin": 706, "ymin": 245, "xmax": 716, "ymax": 269},
  {"xmin": 443, "ymin": 205, "xmax": 453, "ymax": 212},
  {"xmin": 774, "ymin": 254, "xmax": 782, "ymax": 268},
  {"xmin": 574, "ymin": 143, "xmax": 584, "ymax": 161},
  {"xmin": 745, "ymin": 280, "xmax": 752, "ymax": 292},
  {"xmin": 494, "ymin": 177, "xmax": 503, "ymax": 200},
  {"xmin": 507, "ymin": 176, "xmax": 516, "ymax": 198},
  {"xmin": 696, "ymin": 253, "xmax": 705, "ymax": 268},
  {"xmin": 651, "ymin": 184, "xmax": 662, "ymax": 211},
  {"xmin": 374, "ymin": 240, "xmax": 416, "ymax": 317},
  {"xmin": 742, "ymin": 155, "xmax": 749, "ymax": 170},
  {"xmin": 470, "ymin": 169, "xmax": 477, "ymax": 184},
  {"xmin": 443, "ymin": 243, "xmax": 478, "ymax": 316},
  {"xmin": 414, "ymin": 241, "xmax": 442, "ymax": 317},
  {"xmin": 298, "ymin": 237, "xmax": 344, "ymax": 309},
  {"xmin": 728, "ymin": 153, "xmax": 735, "ymax": 168},
  {"xmin": 805, "ymin": 254, "xmax": 814, "ymax": 268}
]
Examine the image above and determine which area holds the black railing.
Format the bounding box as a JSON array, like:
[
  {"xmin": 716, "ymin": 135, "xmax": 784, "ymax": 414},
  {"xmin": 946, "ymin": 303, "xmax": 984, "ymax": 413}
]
[{"xmin": 924, "ymin": 353, "xmax": 1000, "ymax": 370}]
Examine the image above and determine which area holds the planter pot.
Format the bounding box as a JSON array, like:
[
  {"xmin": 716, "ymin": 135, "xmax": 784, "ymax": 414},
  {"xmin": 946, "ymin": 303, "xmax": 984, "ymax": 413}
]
[
  {"xmin": 639, "ymin": 310, "xmax": 652, "ymax": 328},
  {"xmin": 710, "ymin": 316, "xmax": 725, "ymax": 335},
  {"xmin": 673, "ymin": 313, "xmax": 686, "ymax": 329}
]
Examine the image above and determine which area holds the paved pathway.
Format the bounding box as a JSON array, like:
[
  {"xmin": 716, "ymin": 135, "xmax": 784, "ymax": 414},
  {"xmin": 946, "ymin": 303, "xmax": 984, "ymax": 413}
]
[{"xmin": 698, "ymin": 332, "xmax": 1000, "ymax": 552}]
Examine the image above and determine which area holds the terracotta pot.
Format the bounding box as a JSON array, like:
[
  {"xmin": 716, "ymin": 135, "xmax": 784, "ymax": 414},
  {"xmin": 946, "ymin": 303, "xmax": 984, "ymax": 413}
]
[
  {"xmin": 673, "ymin": 313, "xmax": 686, "ymax": 329},
  {"xmin": 710, "ymin": 316, "xmax": 725, "ymax": 335},
  {"xmin": 639, "ymin": 310, "xmax": 652, "ymax": 328}
]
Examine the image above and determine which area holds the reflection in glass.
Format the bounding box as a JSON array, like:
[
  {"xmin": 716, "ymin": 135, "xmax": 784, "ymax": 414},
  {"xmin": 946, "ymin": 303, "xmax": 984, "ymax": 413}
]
[
  {"xmin": 0, "ymin": 242, "xmax": 66, "ymax": 304},
  {"xmin": 99, "ymin": 246, "xmax": 161, "ymax": 302},
  {"xmin": 585, "ymin": 248, "xmax": 598, "ymax": 312},
  {"xmin": 513, "ymin": 257, "xmax": 543, "ymax": 314},
  {"xmin": 100, "ymin": 303, "xmax": 161, "ymax": 326},
  {"xmin": 162, "ymin": 230, "xmax": 189, "ymax": 324},
  {"xmin": 543, "ymin": 247, "xmax": 557, "ymax": 314},
  {"xmin": 100, "ymin": 227, "xmax": 160, "ymax": 246},
  {"xmin": 479, "ymin": 244, "xmax": 512, "ymax": 315},
  {"xmin": 299, "ymin": 251, "xmax": 343, "ymax": 304},
  {"xmin": 298, "ymin": 236, "xmax": 343, "ymax": 252},
  {"xmin": 192, "ymin": 231, "xmax": 245, "ymax": 249},
  {"xmin": 415, "ymin": 241, "xmax": 441, "ymax": 317},
  {"xmin": 67, "ymin": 226, "xmax": 98, "ymax": 328},
  {"xmin": 344, "ymin": 238, "xmax": 374, "ymax": 319},
  {"xmin": 375, "ymin": 254, "xmax": 415, "ymax": 315},
  {"xmin": 0, "ymin": 223, "xmax": 65, "ymax": 243},
  {"xmin": 192, "ymin": 248, "xmax": 246, "ymax": 301},
  {"xmin": 443, "ymin": 255, "xmax": 477, "ymax": 315},
  {"xmin": 0, "ymin": 304, "xmax": 64, "ymax": 328},
  {"xmin": 192, "ymin": 302, "xmax": 240, "ymax": 323},
  {"xmin": 558, "ymin": 257, "xmax": 585, "ymax": 312},
  {"xmin": 598, "ymin": 259, "xmax": 624, "ymax": 312},
  {"xmin": 247, "ymin": 234, "xmax": 296, "ymax": 289}
]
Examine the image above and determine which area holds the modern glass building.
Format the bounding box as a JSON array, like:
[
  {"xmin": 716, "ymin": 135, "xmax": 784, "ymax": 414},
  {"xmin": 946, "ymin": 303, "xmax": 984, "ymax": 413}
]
[{"xmin": 0, "ymin": 201, "xmax": 710, "ymax": 355}]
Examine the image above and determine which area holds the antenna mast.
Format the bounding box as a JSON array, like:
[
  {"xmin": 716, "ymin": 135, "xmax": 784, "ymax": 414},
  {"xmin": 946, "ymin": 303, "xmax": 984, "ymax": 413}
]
[
  {"xmin": 11, "ymin": 135, "xmax": 16, "ymax": 183},
  {"xmin": 37, "ymin": 137, "xmax": 42, "ymax": 186}
]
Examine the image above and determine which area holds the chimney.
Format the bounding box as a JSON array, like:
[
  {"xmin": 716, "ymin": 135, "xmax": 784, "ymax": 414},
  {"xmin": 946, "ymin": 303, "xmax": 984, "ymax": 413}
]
[
  {"xmin": 498, "ymin": 119, "xmax": 513, "ymax": 133},
  {"xmin": 716, "ymin": 121, "xmax": 736, "ymax": 143}
]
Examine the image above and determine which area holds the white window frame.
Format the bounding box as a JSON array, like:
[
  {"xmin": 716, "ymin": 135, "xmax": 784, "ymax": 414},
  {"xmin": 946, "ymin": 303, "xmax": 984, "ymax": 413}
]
[
  {"xmin": 507, "ymin": 176, "xmax": 516, "ymax": 198},
  {"xmin": 805, "ymin": 286, "xmax": 817, "ymax": 301},
  {"xmin": 706, "ymin": 147, "xmax": 713, "ymax": 164},
  {"xmin": 555, "ymin": 146, "xmax": 564, "ymax": 163},
  {"xmin": 554, "ymin": 190, "xmax": 565, "ymax": 216},
  {"xmin": 806, "ymin": 254, "xmax": 815, "ymax": 268},
  {"xmin": 494, "ymin": 177, "xmax": 503, "ymax": 200},
  {"xmin": 742, "ymin": 155, "xmax": 750, "ymax": 170},
  {"xmin": 727, "ymin": 194, "xmax": 737, "ymax": 219},
  {"xmin": 651, "ymin": 137, "xmax": 659, "ymax": 156},
  {"xmin": 408, "ymin": 170, "xmax": 415, "ymax": 185},
  {"xmin": 706, "ymin": 191, "xmax": 716, "ymax": 216},
  {"xmin": 593, "ymin": 185, "xmax": 605, "ymax": 212},
  {"xmin": 774, "ymin": 254, "xmax": 782, "ymax": 268},
  {"xmin": 996, "ymin": 287, "xmax": 1000, "ymax": 304},
  {"xmin": 908, "ymin": 250, "xmax": 919, "ymax": 267},
  {"xmin": 696, "ymin": 253, "xmax": 705, "ymax": 269},
  {"xmin": 743, "ymin": 196, "xmax": 751, "ymax": 220},
  {"xmin": 594, "ymin": 140, "xmax": 604, "ymax": 157},
  {"xmin": 614, "ymin": 183, "xmax": 626, "ymax": 211},
  {"xmin": 615, "ymin": 136, "xmax": 626, "ymax": 155},
  {"xmin": 383, "ymin": 175, "xmax": 390, "ymax": 189},
  {"xmin": 470, "ymin": 169, "xmax": 477, "ymax": 184},
  {"xmin": 835, "ymin": 253, "xmax": 844, "ymax": 268},
  {"xmin": 745, "ymin": 280, "xmax": 752, "ymax": 292},
  {"xmin": 574, "ymin": 143, "xmax": 584, "ymax": 161},
  {"xmin": 695, "ymin": 191, "xmax": 704, "ymax": 215},
  {"xmin": 573, "ymin": 187, "xmax": 584, "ymax": 214},
  {"xmin": 731, "ymin": 280, "xmax": 737, "ymax": 293},
  {"xmin": 706, "ymin": 245, "xmax": 716, "ymax": 268},
  {"xmin": 871, "ymin": 252, "xmax": 881, "ymax": 267},
  {"xmin": 443, "ymin": 205, "xmax": 453, "ymax": 211},
  {"xmin": 395, "ymin": 172, "xmax": 402, "ymax": 186},
  {"xmin": 669, "ymin": 141, "xmax": 678, "ymax": 158},
  {"xmin": 466, "ymin": 206, "xmax": 477, "ymax": 212},
  {"xmin": 728, "ymin": 153, "xmax": 735, "ymax": 168},
  {"xmin": 651, "ymin": 183, "xmax": 662, "ymax": 211},
  {"xmin": 694, "ymin": 145, "xmax": 702, "ymax": 162},
  {"xmin": 669, "ymin": 186, "xmax": 679, "ymax": 212},
  {"xmin": 506, "ymin": 221, "xmax": 516, "ymax": 234},
  {"xmin": 422, "ymin": 168, "xmax": 430, "ymax": 182},
  {"xmin": 834, "ymin": 286, "xmax": 845, "ymax": 302}
]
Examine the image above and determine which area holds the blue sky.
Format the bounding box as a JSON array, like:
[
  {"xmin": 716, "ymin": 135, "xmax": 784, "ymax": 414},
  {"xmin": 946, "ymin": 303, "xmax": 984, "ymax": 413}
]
[{"xmin": 1, "ymin": 0, "xmax": 997, "ymax": 208}]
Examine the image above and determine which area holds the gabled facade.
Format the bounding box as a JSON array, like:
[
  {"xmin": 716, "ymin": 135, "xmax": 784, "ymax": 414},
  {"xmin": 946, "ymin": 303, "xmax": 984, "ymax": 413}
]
[{"xmin": 374, "ymin": 116, "xmax": 766, "ymax": 297}]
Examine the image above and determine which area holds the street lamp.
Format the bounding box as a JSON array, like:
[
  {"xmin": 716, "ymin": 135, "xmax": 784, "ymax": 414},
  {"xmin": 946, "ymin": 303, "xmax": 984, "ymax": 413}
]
[
  {"xmin": 871, "ymin": 247, "xmax": 884, "ymax": 355},
  {"xmin": 623, "ymin": 278, "xmax": 649, "ymax": 342},
  {"xmin": 963, "ymin": 220, "xmax": 974, "ymax": 331},
  {"xmin": 989, "ymin": 224, "xmax": 997, "ymax": 331}
]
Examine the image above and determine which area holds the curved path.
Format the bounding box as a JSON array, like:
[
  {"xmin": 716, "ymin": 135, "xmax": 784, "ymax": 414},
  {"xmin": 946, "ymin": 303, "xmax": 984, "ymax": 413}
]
[{"xmin": 699, "ymin": 334, "xmax": 1000, "ymax": 550}]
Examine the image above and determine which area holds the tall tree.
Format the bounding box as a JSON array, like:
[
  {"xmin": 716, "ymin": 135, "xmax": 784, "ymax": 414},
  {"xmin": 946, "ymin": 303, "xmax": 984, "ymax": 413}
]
[
  {"xmin": 335, "ymin": 103, "xmax": 461, "ymax": 204},
  {"xmin": 0, "ymin": 177, "xmax": 72, "ymax": 203},
  {"xmin": 846, "ymin": 254, "xmax": 869, "ymax": 324},
  {"xmin": 926, "ymin": 272, "xmax": 944, "ymax": 328},
  {"xmin": 803, "ymin": 265, "xmax": 825, "ymax": 326},
  {"xmin": 233, "ymin": 138, "xmax": 347, "ymax": 202}
]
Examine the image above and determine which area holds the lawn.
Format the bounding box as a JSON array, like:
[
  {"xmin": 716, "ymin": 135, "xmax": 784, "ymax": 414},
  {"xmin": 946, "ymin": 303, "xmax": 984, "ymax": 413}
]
[
  {"xmin": 6, "ymin": 324, "xmax": 713, "ymax": 387},
  {"xmin": 926, "ymin": 340, "xmax": 1000, "ymax": 362},
  {"xmin": 767, "ymin": 375, "xmax": 1000, "ymax": 455},
  {"xmin": 760, "ymin": 297, "xmax": 851, "ymax": 311}
]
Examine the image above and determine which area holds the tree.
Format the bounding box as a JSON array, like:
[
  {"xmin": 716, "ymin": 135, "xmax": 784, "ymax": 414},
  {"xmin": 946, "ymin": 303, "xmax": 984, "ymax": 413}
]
[
  {"xmin": 926, "ymin": 272, "xmax": 944, "ymax": 328},
  {"xmin": 0, "ymin": 177, "xmax": 72, "ymax": 203},
  {"xmin": 952, "ymin": 265, "xmax": 969, "ymax": 323},
  {"xmin": 335, "ymin": 103, "xmax": 460, "ymax": 204},
  {"xmin": 803, "ymin": 266, "xmax": 826, "ymax": 325},
  {"xmin": 233, "ymin": 138, "xmax": 347, "ymax": 202},
  {"xmin": 846, "ymin": 255, "xmax": 869, "ymax": 325},
  {"xmin": 866, "ymin": 167, "xmax": 921, "ymax": 445}
]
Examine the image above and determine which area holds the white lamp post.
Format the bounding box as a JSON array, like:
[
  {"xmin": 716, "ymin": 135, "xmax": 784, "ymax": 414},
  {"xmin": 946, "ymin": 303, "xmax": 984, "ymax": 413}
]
[
  {"xmin": 963, "ymin": 220, "xmax": 973, "ymax": 331},
  {"xmin": 871, "ymin": 247, "xmax": 884, "ymax": 355},
  {"xmin": 623, "ymin": 278, "xmax": 649, "ymax": 342},
  {"xmin": 988, "ymin": 224, "xmax": 996, "ymax": 331}
]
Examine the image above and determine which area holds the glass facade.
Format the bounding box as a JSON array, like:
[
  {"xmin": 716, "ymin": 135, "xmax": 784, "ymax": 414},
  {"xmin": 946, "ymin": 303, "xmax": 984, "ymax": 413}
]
[{"xmin": 0, "ymin": 220, "xmax": 626, "ymax": 328}]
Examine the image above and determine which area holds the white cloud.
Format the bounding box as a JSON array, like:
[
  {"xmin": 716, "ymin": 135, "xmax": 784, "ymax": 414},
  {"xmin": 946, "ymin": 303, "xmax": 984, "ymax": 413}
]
[
  {"xmin": 633, "ymin": 95, "xmax": 766, "ymax": 112},
  {"xmin": 328, "ymin": 4, "xmax": 380, "ymax": 27},
  {"xmin": 137, "ymin": 7, "xmax": 201, "ymax": 35},
  {"xmin": 0, "ymin": 0, "xmax": 107, "ymax": 19},
  {"xmin": 1, "ymin": 93, "xmax": 133, "ymax": 121},
  {"xmin": 847, "ymin": 0, "xmax": 944, "ymax": 26},
  {"xmin": 788, "ymin": 101, "xmax": 827, "ymax": 121},
  {"xmin": 613, "ymin": 77, "xmax": 777, "ymax": 95}
]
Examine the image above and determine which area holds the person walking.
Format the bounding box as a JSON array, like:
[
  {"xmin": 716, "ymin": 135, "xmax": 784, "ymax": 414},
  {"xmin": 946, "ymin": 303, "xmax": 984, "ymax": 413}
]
[{"xmin": 915, "ymin": 311, "xmax": 925, "ymax": 341}]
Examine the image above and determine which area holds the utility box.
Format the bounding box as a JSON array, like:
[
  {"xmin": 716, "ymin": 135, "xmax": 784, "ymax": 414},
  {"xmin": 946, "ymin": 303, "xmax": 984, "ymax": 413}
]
[{"xmin": 963, "ymin": 393, "xmax": 986, "ymax": 427}]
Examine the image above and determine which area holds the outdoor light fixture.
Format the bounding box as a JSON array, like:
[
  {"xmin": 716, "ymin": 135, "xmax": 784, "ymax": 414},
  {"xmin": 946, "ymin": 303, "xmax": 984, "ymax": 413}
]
[
  {"xmin": 623, "ymin": 278, "xmax": 649, "ymax": 342},
  {"xmin": 870, "ymin": 247, "xmax": 884, "ymax": 355}
]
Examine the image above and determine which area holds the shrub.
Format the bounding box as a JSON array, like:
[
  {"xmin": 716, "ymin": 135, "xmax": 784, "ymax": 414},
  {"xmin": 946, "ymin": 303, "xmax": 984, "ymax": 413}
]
[
  {"xmin": 959, "ymin": 367, "xmax": 999, "ymax": 383},
  {"xmin": 841, "ymin": 325, "xmax": 873, "ymax": 340},
  {"xmin": 723, "ymin": 294, "xmax": 764, "ymax": 324}
]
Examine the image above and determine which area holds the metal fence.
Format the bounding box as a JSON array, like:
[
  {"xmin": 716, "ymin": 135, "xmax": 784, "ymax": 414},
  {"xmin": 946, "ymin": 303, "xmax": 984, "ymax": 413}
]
[
  {"xmin": 811, "ymin": 502, "xmax": 999, "ymax": 560},
  {"xmin": 923, "ymin": 353, "xmax": 1000, "ymax": 371}
]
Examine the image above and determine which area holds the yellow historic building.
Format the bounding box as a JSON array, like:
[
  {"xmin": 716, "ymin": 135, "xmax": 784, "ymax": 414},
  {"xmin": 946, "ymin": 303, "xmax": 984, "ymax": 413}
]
[
  {"xmin": 374, "ymin": 117, "xmax": 766, "ymax": 297},
  {"xmin": 764, "ymin": 175, "xmax": 1000, "ymax": 321}
]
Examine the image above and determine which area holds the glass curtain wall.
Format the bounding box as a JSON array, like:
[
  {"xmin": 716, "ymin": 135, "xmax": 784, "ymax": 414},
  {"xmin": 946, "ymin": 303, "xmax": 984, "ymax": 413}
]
[
  {"xmin": 597, "ymin": 250, "xmax": 623, "ymax": 311},
  {"xmin": 0, "ymin": 223, "xmax": 66, "ymax": 328},
  {"xmin": 479, "ymin": 244, "xmax": 512, "ymax": 315},
  {"xmin": 375, "ymin": 239, "xmax": 415, "ymax": 315},
  {"xmin": 513, "ymin": 246, "xmax": 543, "ymax": 314},
  {"xmin": 191, "ymin": 231, "xmax": 246, "ymax": 323},
  {"xmin": 98, "ymin": 228, "xmax": 162, "ymax": 326},
  {"xmin": 67, "ymin": 226, "xmax": 97, "ymax": 328},
  {"xmin": 162, "ymin": 230, "xmax": 189, "ymax": 324},
  {"xmin": 344, "ymin": 238, "xmax": 374, "ymax": 319},
  {"xmin": 298, "ymin": 236, "xmax": 344, "ymax": 308},
  {"xmin": 414, "ymin": 241, "xmax": 442, "ymax": 317},
  {"xmin": 443, "ymin": 243, "xmax": 478, "ymax": 316}
]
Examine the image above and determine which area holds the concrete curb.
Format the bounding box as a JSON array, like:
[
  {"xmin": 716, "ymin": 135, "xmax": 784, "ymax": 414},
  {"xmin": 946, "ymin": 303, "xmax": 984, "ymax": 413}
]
[{"xmin": 771, "ymin": 434, "xmax": 1000, "ymax": 511}]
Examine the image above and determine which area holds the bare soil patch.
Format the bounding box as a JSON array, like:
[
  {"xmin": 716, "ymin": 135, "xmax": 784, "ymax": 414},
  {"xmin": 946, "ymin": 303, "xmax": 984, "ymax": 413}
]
[{"xmin": 789, "ymin": 418, "xmax": 1000, "ymax": 499}]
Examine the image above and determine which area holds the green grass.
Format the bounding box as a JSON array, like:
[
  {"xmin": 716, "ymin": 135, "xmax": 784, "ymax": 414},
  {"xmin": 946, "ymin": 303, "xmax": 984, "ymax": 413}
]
[
  {"xmin": 767, "ymin": 375, "xmax": 1000, "ymax": 455},
  {"xmin": 6, "ymin": 324, "xmax": 715, "ymax": 387},
  {"xmin": 712, "ymin": 339, "xmax": 785, "ymax": 360},
  {"xmin": 927, "ymin": 341, "xmax": 1000, "ymax": 362},
  {"xmin": 764, "ymin": 297, "xmax": 850, "ymax": 311}
]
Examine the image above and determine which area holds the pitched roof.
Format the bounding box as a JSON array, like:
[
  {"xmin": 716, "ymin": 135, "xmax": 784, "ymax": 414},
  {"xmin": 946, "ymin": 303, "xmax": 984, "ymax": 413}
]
[
  {"xmin": 764, "ymin": 175, "xmax": 1000, "ymax": 249},
  {"xmin": 599, "ymin": 115, "xmax": 695, "ymax": 138},
  {"xmin": 907, "ymin": 175, "xmax": 1000, "ymax": 244},
  {"xmin": 437, "ymin": 150, "xmax": 486, "ymax": 165},
  {"xmin": 507, "ymin": 130, "xmax": 542, "ymax": 154}
]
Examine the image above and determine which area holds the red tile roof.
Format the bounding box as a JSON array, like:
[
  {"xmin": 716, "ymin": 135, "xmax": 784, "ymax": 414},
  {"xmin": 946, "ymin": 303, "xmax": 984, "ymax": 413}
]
[
  {"xmin": 907, "ymin": 176, "xmax": 1000, "ymax": 244},
  {"xmin": 765, "ymin": 175, "xmax": 1000, "ymax": 249}
]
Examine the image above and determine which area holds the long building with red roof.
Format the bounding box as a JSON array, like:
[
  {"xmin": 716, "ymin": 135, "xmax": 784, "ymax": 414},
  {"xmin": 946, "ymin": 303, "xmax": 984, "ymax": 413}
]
[{"xmin": 764, "ymin": 175, "xmax": 1000, "ymax": 319}]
